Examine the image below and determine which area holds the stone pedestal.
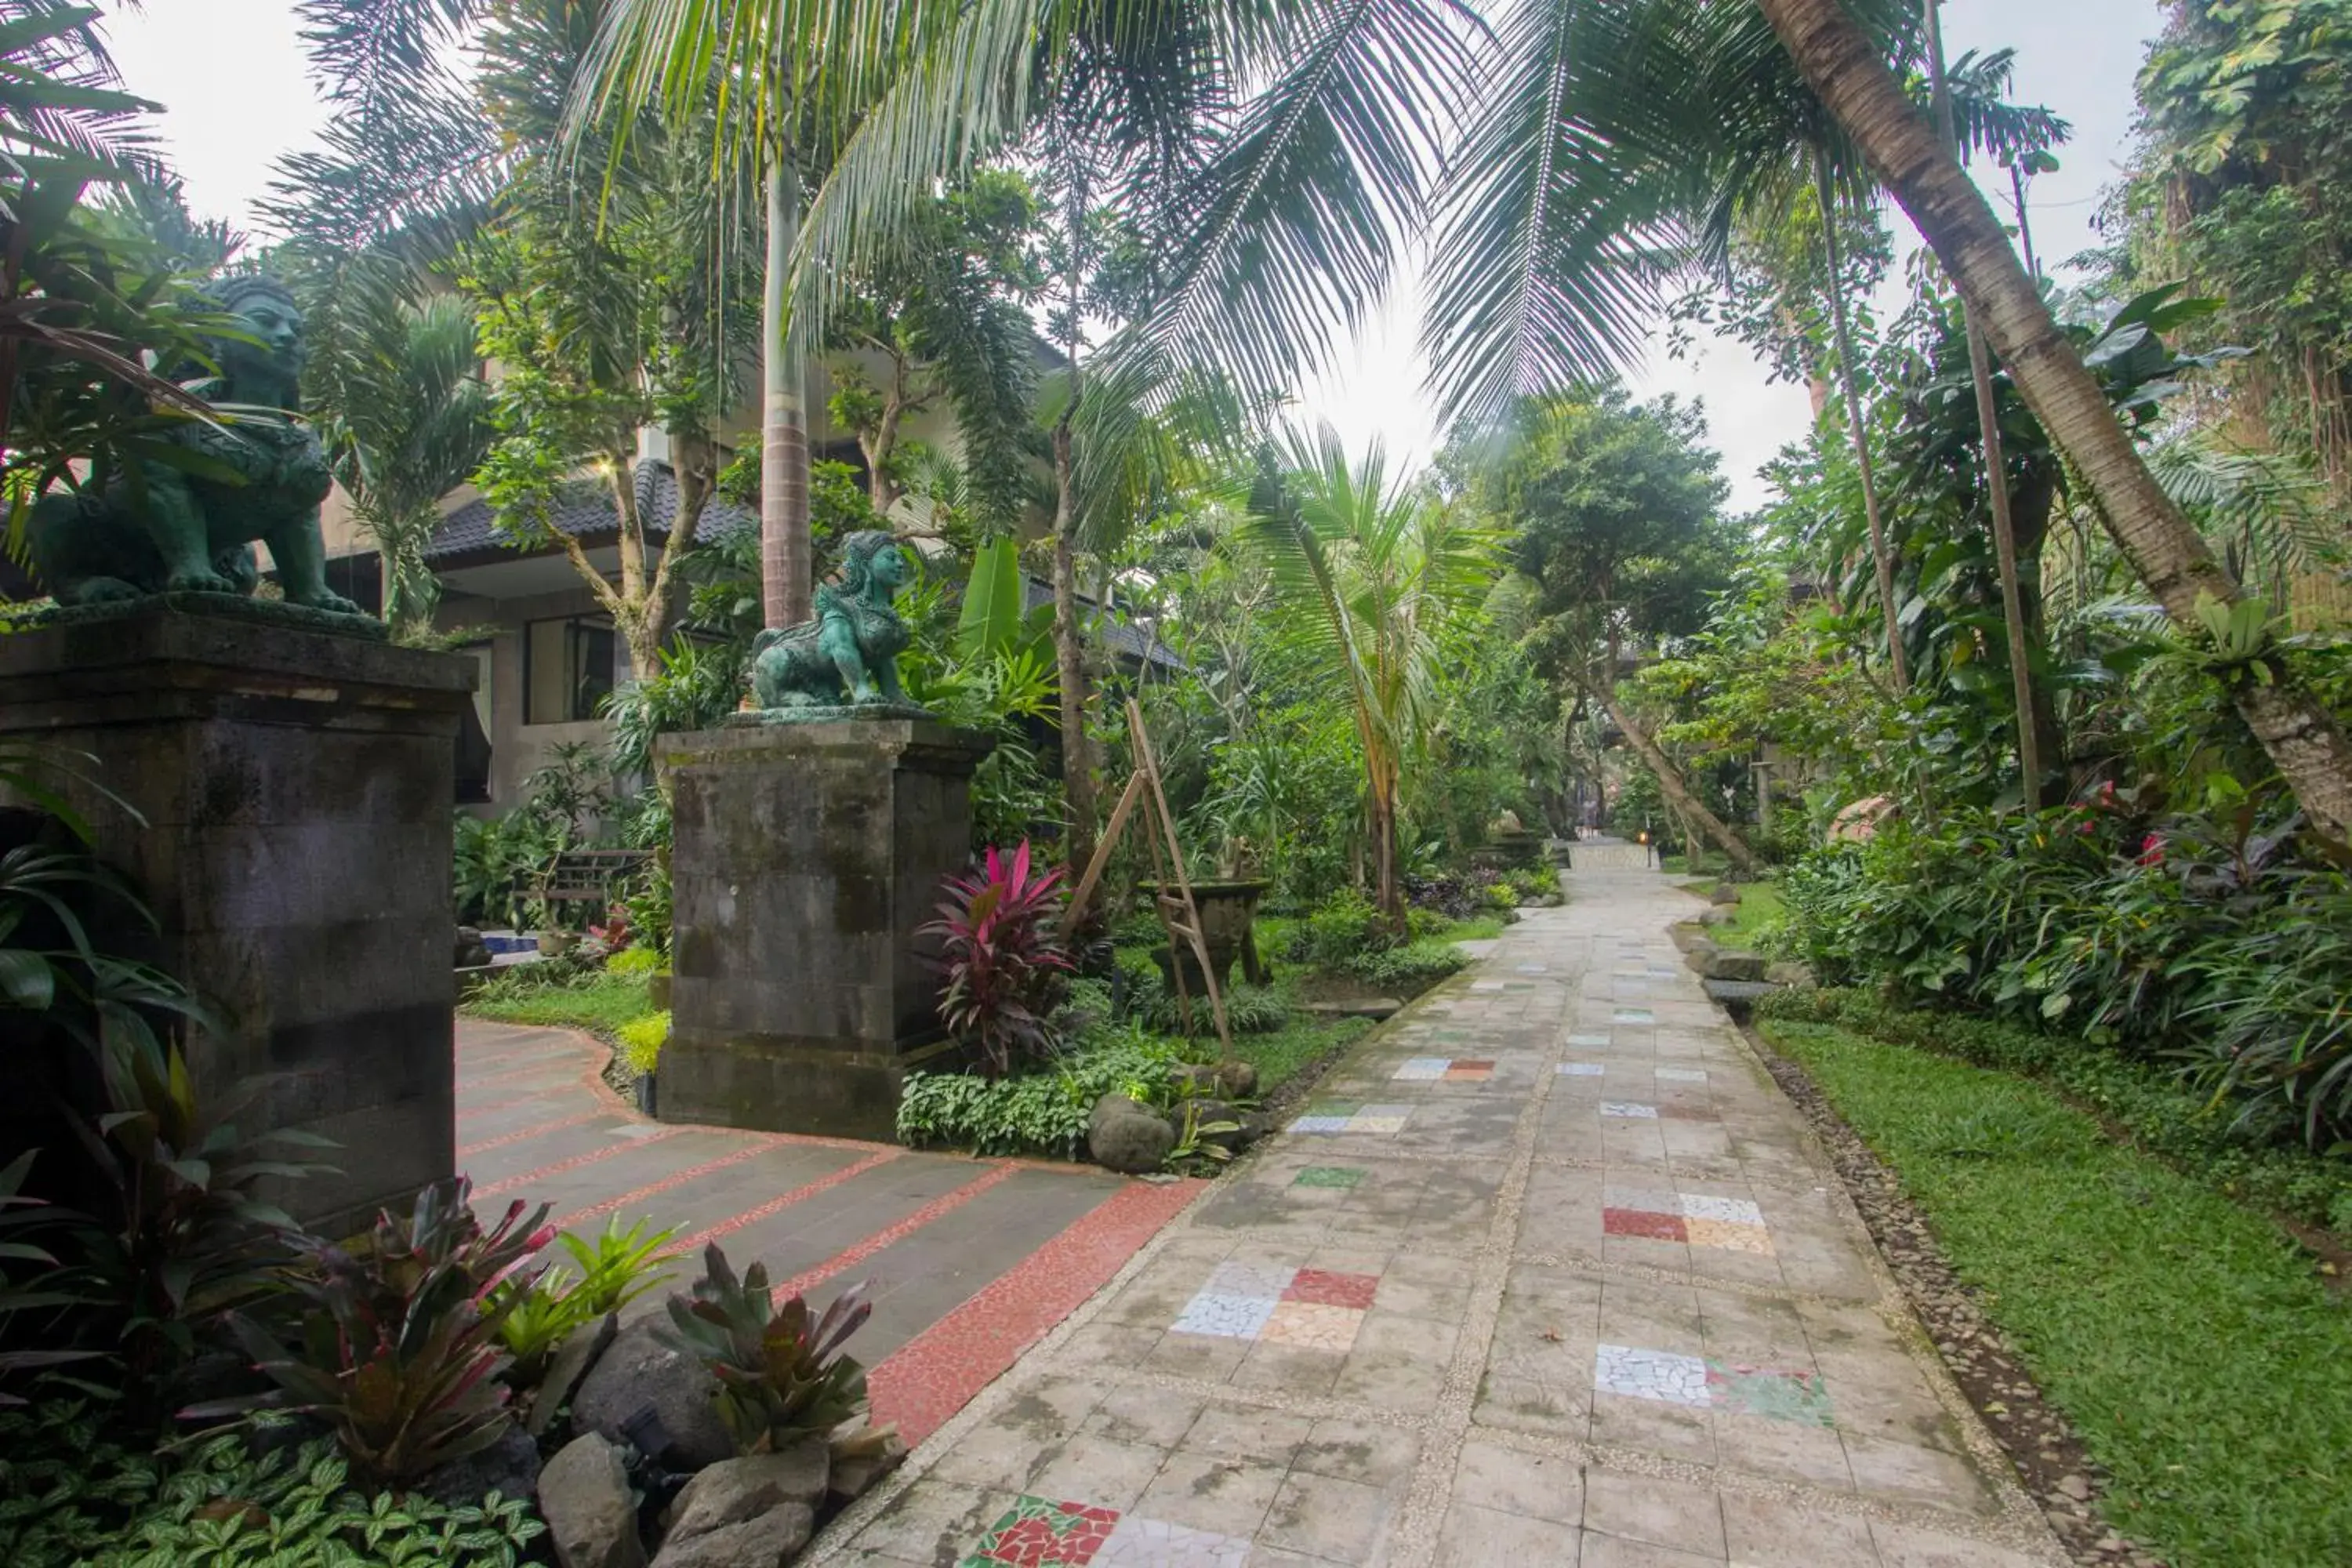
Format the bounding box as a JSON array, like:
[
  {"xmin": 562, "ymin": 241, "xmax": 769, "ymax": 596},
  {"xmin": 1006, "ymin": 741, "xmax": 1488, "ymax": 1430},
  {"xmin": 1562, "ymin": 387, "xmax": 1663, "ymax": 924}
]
[
  {"xmin": 657, "ymin": 717, "xmax": 991, "ymax": 1140},
  {"xmin": 0, "ymin": 603, "xmax": 475, "ymax": 1236}
]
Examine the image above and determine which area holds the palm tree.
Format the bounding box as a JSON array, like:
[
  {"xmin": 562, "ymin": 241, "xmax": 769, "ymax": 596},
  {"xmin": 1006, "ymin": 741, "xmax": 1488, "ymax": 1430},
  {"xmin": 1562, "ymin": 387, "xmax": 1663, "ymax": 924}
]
[
  {"xmin": 1245, "ymin": 427, "xmax": 1496, "ymax": 924},
  {"xmin": 302, "ymin": 278, "xmax": 493, "ymax": 640}
]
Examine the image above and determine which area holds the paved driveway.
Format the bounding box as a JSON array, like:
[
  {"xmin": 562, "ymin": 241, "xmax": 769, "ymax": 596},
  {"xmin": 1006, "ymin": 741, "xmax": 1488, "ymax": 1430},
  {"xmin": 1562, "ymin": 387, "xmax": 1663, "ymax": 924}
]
[{"xmin": 456, "ymin": 1020, "xmax": 1200, "ymax": 1443}]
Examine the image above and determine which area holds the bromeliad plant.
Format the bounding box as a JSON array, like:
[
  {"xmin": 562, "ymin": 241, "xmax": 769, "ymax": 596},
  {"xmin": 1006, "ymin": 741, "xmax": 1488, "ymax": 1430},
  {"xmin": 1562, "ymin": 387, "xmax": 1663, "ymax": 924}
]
[
  {"xmin": 659, "ymin": 1243, "xmax": 876, "ymax": 1454},
  {"xmin": 492, "ymin": 1215, "xmax": 677, "ymax": 1385},
  {"xmin": 919, "ymin": 841, "xmax": 1074, "ymax": 1076},
  {"xmin": 203, "ymin": 1179, "xmax": 554, "ymax": 1487}
]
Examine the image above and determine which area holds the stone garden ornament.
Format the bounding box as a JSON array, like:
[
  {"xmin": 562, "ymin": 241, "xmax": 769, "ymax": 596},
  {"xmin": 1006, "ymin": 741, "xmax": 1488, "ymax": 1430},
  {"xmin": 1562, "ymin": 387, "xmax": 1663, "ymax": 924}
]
[
  {"xmin": 745, "ymin": 529, "xmax": 932, "ymax": 720},
  {"xmin": 27, "ymin": 274, "xmax": 366, "ymax": 619}
]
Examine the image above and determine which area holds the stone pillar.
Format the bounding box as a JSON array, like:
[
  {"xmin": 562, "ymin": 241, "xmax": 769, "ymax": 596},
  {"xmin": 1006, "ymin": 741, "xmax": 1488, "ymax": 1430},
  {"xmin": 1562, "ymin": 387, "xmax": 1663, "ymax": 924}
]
[
  {"xmin": 657, "ymin": 717, "xmax": 991, "ymax": 1140},
  {"xmin": 0, "ymin": 603, "xmax": 475, "ymax": 1236}
]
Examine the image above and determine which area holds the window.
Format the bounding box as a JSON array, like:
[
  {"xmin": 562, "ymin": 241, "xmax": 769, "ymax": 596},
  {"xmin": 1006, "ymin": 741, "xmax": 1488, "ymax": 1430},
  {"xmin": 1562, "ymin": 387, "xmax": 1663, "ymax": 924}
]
[{"xmin": 524, "ymin": 616, "xmax": 615, "ymax": 725}]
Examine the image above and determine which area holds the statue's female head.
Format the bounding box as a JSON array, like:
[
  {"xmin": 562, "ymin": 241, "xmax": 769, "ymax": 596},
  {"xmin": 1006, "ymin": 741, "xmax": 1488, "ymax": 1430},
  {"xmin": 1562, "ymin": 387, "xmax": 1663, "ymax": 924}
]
[
  {"xmin": 205, "ymin": 273, "xmax": 305, "ymax": 411},
  {"xmin": 837, "ymin": 529, "xmax": 912, "ymax": 596}
]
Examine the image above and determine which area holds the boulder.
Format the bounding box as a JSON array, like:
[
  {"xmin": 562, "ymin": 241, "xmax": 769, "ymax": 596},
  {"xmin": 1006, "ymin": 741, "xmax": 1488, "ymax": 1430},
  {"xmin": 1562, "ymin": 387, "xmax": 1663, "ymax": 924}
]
[
  {"xmin": 653, "ymin": 1442, "xmax": 827, "ymax": 1568},
  {"xmin": 1764, "ymin": 960, "xmax": 1817, "ymax": 989},
  {"xmin": 1088, "ymin": 1094, "xmax": 1175, "ymax": 1174},
  {"xmin": 1702, "ymin": 949, "xmax": 1768, "ymax": 984},
  {"xmin": 419, "ymin": 1422, "xmax": 541, "ymax": 1508},
  {"xmin": 1212, "ymin": 1058, "xmax": 1258, "ymax": 1098},
  {"xmin": 1681, "ymin": 937, "xmax": 1718, "ymax": 974},
  {"xmin": 1709, "ymin": 883, "xmax": 1740, "ymax": 906},
  {"xmin": 539, "ymin": 1434, "xmax": 646, "ymax": 1568},
  {"xmin": 1697, "ymin": 906, "xmax": 1734, "ymax": 927},
  {"xmin": 572, "ymin": 1321, "xmax": 735, "ymax": 1473},
  {"xmin": 531, "ymin": 1311, "xmax": 621, "ymax": 1437},
  {"xmin": 456, "ymin": 927, "xmax": 494, "ymax": 969}
]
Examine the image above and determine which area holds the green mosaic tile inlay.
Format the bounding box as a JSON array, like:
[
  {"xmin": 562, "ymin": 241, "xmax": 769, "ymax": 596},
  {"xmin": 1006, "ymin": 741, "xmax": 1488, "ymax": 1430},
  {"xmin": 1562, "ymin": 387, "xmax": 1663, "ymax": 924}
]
[{"xmin": 1294, "ymin": 1166, "xmax": 1365, "ymax": 1189}]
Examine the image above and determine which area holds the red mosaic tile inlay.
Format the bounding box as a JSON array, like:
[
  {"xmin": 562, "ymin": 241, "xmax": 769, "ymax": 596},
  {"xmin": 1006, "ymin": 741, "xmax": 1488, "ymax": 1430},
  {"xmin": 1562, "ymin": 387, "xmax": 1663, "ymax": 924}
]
[
  {"xmin": 1284, "ymin": 1267, "xmax": 1380, "ymax": 1308},
  {"xmin": 869, "ymin": 1177, "xmax": 1206, "ymax": 1444},
  {"xmin": 1603, "ymin": 1207, "xmax": 1690, "ymax": 1243}
]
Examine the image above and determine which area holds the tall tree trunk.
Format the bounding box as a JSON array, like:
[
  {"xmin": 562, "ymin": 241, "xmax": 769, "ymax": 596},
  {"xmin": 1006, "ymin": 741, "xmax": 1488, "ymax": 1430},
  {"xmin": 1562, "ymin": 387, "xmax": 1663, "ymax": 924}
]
[
  {"xmin": 761, "ymin": 154, "xmax": 811, "ymax": 630},
  {"xmin": 1585, "ymin": 677, "xmax": 1762, "ymax": 877},
  {"xmin": 1369, "ymin": 785, "xmax": 1401, "ymax": 927},
  {"xmin": 1755, "ymin": 0, "xmax": 2352, "ymax": 838},
  {"xmin": 1923, "ymin": 0, "xmax": 2042, "ymax": 808},
  {"xmin": 1814, "ymin": 147, "xmax": 1907, "ymax": 690},
  {"xmin": 1051, "ymin": 417, "xmax": 1097, "ymax": 877}
]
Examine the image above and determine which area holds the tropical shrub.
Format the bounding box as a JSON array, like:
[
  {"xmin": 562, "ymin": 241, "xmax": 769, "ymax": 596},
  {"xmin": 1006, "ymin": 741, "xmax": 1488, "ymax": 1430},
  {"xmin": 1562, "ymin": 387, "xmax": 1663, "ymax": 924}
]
[
  {"xmin": 617, "ymin": 1011, "xmax": 670, "ymax": 1074},
  {"xmin": 492, "ymin": 1217, "xmax": 677, "ymax": 1384},
  {"xmin": 920, "ymin": 842, "xmax": 1074, "ymax": 1075},
  {"xmin": 896, "ymin": 1032, "xmax": 1187, "ymax": 1158},
  {"xmin": 660, "ymin": 1245, "xmax": 874, "ymax": 1453},
  {"xmin": 206, "ymin": 1180, "xmax": 554, "ymax": 1486},
  {"xmin": 1776, "ymin": 803, "xmax": 2352, "ymax": 1147},
  {"xmin": 0, "ymin": 1408, "xmax": 544, "ymax": 1568}
]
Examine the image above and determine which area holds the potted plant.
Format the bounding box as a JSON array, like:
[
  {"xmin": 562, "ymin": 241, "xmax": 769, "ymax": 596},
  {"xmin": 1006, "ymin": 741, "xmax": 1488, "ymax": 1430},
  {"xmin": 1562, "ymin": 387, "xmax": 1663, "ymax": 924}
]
[{"xmin": 1135, "ymin": 873, "xmax": 1272, "ymax": 987}]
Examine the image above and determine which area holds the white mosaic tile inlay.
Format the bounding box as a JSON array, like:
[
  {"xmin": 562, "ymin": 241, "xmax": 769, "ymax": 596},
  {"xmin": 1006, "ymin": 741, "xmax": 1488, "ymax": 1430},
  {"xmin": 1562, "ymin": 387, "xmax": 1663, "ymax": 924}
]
[
  {"xmin": 1653, "ymin": 1066, "xmax": 1709, "ymax": 1083},
  {"xmin": 1599, "ymin": 1102, "xmax": 1660, "ymax": 1120},
  {"xmin": 1595, "ymin": 1343, "xmax": 1711, "ymax": 1407},
  {"xmin": 1558, "ymin": 1062, "xmax": 1606, "ymax": 1076},
  {"xmin": 1392, "ymin": 1058, "xmax": 1453, "ymax": 1081}
]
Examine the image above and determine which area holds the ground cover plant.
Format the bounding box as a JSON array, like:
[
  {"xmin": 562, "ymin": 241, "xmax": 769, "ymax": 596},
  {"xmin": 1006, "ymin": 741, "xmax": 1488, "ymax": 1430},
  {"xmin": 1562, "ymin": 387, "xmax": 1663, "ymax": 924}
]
[{"xmin": 1759, "ymin": 1014, "xmax": 2352, "ymax": 1567}]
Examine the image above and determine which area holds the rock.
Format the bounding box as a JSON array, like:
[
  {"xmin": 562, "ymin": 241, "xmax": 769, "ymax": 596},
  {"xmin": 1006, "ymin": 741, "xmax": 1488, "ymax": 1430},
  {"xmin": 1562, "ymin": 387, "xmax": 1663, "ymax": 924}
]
[
  {"xmin": 1089, "ymin": 1090, "xmax": 1156, "ymax": 1138},
  {"xmin": 1709, "ymin": 882, "xmax": 1740, "ymax": 906},
  {"xmin": 419, "ymin": 1421, "xmax": 541, "ymax": 1508},
  {"xmin": 1697, "ymin": 906, "xmax": 1733, "ymax": 927},
  {"xmin": 539, "ymin": 1435, "xmax": 646, "ymax": 1568},
  {"xmin": 456, "ymin": 927, "xmax": 494, "ymax": 969},
  {"xmin": 1682, "ymin": 937, "xmax": 1718, "ymax": 973},
  {"xmin": 1701, "ymin": 949, "xmax": 1768, "ymax": 983},
  {"xmin": 1213, "ymin": 1059, "xmax": 1258, "ymax": 1098},
  {"xmin": 1089, "ymin": 1098, "xmax": 1176, "ymax": 1174},
  {"xmin": 654, "ymin": 1443, "xmax": 826, "ymax": 1568},
  {"xmin": 572, "ymin": 1321, "xmax": 735, "ymax": 1473},
  {"xmin": 826, "ymin": 1426, "xmax": 907, "ymax": 1505},
  {"xmin": 651, "ymin": 1512, "xmax": 813, "ymax": 1568},
  {"xmin": 1764, "ymin": 960, "xmax": 1817, "ymax": 989},
  {"xmin": 1167, "ymin": 1063, "xmax": 1220, "ymax": 1096},
  {"xmin": 532, "ymin": 1311, "xmax": 621, "ymax": 1437},
  {"xmin": 2056, "ymin": 1474, "xmax": 2092, "ymax": 1502}
]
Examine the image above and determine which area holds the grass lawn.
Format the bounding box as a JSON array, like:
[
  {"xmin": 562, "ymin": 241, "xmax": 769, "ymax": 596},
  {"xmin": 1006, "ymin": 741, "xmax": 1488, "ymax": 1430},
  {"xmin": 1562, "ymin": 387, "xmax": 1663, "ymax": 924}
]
[
  {"xmin": 1711, "ymin": 881, "xmax": 1784, "ymax": 952},
  {"xmin": 464, "ymin": 969, "xmax": 654, "ymax": 1040},
  {"xmin": 1761, "ymin": 1017, "xmax": 2352, "ymax": 1567}
]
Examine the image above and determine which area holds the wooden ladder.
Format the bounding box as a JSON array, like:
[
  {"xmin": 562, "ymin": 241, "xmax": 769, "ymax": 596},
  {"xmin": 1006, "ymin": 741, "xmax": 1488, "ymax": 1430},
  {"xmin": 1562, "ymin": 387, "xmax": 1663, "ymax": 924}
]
[{"xmin": 1067, "ymin": 697, "xmax": 1233, "ymax": 1056}]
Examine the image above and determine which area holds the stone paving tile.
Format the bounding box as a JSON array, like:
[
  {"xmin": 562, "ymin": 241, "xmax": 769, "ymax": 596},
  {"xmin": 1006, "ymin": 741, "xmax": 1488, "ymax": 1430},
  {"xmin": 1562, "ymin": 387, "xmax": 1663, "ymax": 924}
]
[{"xmin": 810, "ymin": 872, "xmax": 2065, "ymax": 1568}]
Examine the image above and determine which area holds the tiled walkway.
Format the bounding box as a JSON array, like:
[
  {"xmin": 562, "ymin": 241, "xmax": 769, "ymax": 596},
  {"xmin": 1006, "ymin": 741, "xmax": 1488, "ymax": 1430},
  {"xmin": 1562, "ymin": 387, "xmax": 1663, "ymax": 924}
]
[
  {"xmin": 456, "ymin": 1021, "xmax": 1200, "ymax": 1443},
  {"xmin": 811, "ymin": 869, "xmax": 2067, "ymax": 1567}
]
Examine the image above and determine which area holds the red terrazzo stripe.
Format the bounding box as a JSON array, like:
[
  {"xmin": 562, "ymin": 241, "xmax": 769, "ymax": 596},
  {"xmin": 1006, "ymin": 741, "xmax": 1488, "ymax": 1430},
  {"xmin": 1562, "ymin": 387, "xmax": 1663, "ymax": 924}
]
[
  {"xmin": 666, "ymin": 1148, "xmax": 903, "ymax": 1258},
  {"xmin": 458, "ymin": 1110, "xmax": 606, "ymax": 1160},
  {"xmin": 463, "ymin": 1056, "xmax": 589, "ymax": 1092},
  {"xmin": 768, "ymin": 1162, "xmax": 1022, "ymax": 1306},
  {"xmin": 549, "ymin": 1134, "xmax": 798, "ymax": 1233},
  {"xmin": 867, "ymin": 1178, "xmax": 1205, "ymax": 1444},
  {"xmin": 470, "ymin": 1126, "xmax": 698, "ymax": 1200}
]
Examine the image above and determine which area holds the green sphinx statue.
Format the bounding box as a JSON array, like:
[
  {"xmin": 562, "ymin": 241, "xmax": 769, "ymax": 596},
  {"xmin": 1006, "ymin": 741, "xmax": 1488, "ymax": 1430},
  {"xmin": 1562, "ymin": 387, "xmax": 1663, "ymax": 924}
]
[
  {"xmin": 746, "ymin": 529, "xmax": 930, "ymax": 717},
  {"xmin": 27, "ymin": 273, "xmax": 364, "ymax": 616}
]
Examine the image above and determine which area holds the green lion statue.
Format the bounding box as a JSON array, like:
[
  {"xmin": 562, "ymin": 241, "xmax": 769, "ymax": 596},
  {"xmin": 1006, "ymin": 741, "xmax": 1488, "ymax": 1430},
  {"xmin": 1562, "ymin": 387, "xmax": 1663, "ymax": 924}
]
[
  {"xmin": 748, "ymin": 529, "xmax": 924, "ymax": 712},
  {"xmin": 27, "ymin": 273, "xmax": 363, "ymax": 615}
]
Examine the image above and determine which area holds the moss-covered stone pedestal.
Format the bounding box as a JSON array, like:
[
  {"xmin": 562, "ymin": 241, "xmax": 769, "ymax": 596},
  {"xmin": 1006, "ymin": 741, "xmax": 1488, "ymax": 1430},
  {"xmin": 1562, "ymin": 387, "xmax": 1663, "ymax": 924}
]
[
  {"xmin": 655, "ymin": 717, "xmax": 992, "ymax": 1140},
  {"xmin": 0, "ymin": 601, "xmax": 476, "ymax": 1236}
]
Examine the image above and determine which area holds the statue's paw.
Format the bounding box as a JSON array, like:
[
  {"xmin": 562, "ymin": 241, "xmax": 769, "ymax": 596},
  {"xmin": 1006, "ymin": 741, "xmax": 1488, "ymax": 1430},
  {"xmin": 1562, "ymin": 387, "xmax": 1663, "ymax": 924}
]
[
  {"xmin": 291, "ymin": 590, "xmax": 365, "ymax": 616},
  {"xmin": 165, "ymin": 567, "xmax": 241, "ymax": 596}
]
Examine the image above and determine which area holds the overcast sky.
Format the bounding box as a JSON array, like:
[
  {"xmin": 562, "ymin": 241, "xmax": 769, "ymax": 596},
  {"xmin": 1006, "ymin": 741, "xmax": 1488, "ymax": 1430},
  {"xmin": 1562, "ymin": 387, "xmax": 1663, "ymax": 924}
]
[{"xmin": 102, "ymin": 1, "xmax": 2165, "ymax": 510}]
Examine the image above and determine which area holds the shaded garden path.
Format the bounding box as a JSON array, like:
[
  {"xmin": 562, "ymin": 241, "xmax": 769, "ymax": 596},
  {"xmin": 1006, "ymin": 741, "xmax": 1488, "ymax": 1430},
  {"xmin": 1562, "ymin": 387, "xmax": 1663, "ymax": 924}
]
[
  {"xmin": 809, "ymin": 869, "xmax": 2068, "ymax": 1566},
  {"xmin": 454, "ymin": 1021, "xmax": 1200, "ymax": 1445}
]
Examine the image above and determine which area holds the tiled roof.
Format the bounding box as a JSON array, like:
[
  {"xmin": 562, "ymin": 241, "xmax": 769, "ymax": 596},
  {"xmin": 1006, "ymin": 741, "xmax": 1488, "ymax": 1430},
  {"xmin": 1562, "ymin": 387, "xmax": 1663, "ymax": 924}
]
[
  {"xmin": 1021, "ymin": 574, "xmax": 1185, "ymax": 671},
  {"xmin": 429, "ymin": 460, "xmax": 756, "ymax": 561}
]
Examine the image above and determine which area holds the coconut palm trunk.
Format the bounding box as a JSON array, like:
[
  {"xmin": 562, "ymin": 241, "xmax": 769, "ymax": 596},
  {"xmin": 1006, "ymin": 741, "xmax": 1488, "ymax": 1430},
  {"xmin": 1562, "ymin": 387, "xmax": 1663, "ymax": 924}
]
[
  {"xmin": 761, "ymin": 152, "xmax": 812, "ymax": 630},
  {"xmin": 1051, "ymin": 409, "xmax": 1098, "ymax": 879},
  {"xmin": 1584, "ymin": 674, "xmax": 1762, "ymax": 877},
  {"xmin": 1753, "ymin": 0, "xmax": 2352, "ymax": 837},
  {"xmin": 1813, "ymin": 147, "xmax": 1907, "ymax": 690}
]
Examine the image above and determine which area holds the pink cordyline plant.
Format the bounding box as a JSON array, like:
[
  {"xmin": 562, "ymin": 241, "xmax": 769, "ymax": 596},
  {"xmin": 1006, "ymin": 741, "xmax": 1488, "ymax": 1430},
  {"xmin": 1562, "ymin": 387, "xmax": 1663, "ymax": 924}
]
[{"xmin": 919, "ymin": 842, "xmax": 1074, "ymax": 1076}]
